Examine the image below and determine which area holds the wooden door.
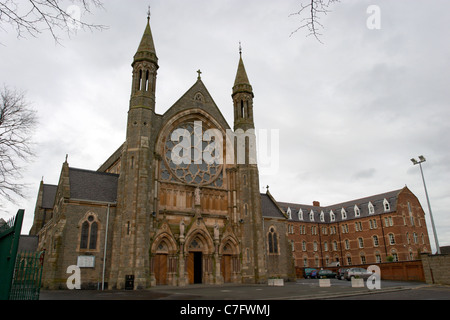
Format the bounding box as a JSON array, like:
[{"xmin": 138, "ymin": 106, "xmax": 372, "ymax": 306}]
[
  {"xmin": 187, "ymin": 252, "xmax": 202, "ymax": 284},
  {"xmin": 187, "ymin": 252, "xmax": 194, "ymax": 284},
  {"xmin": 221, "ymin": 255, "xmax": 232, "ymax": 283},
  {"xmin": 155, "ymin": 254, "xmax": 167, "ymax": 285}
]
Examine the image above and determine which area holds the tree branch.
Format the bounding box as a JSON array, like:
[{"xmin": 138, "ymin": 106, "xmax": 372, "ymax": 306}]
[
  {"xmin": 289, "ymin": 0, "xmax": 340, "ymax": 43},
  {"xmin": 0, "ymin": 0, "xmax": 107, "ymax": 44}
]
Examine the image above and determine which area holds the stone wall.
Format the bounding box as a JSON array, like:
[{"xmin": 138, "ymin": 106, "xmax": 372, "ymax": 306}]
[{"xmin": 421, "ymin": 253, "xmax": 450, "ymax": 285}]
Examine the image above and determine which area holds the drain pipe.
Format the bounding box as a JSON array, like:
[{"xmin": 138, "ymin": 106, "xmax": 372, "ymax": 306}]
[{"xmin": 102, "ymin": 203, "xmax": 111, "ymax": 290}]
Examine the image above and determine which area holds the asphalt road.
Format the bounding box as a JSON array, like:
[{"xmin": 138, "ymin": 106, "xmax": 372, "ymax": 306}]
[{"xmin": 39, "ymin": 279, "xmax": 441, "ymax": 300}]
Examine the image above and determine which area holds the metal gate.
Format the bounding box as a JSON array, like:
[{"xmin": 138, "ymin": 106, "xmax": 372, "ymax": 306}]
[
  {"xmin": 0, "ymin": 210, "xmax": 45, "ymax": 300},
  {"xmin": 9, "ymin": 250, "xmax": 45, "ymax": 300},
  {"xmin": 0, "ymin": 210, "xmax": 24, "ymax": 300}
]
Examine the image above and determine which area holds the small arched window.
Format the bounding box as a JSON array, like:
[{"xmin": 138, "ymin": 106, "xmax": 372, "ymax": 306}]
[
  {"xmin": 341, "ymin": 208, "xmax": 347, "ymax": 220},
  {"xmin": 241, "ymin": 100, "xmax": 246, "ymax": 119},
  {"xmin": 368, "ymin": 202, "xmax": 375, "ymax": 214},
  {"xmin": 298, "ymin": 209, "xmax": 303, "ymax": 221},
  {"xmin": 383, "ymin": 198, "xmax": 390, "ymax": 212},
  {"xmin": 354, "ymin": 205, "xmax": 360, "ymax": 217},
  {"xmin": 330, "ymin": 210, "xmax": 335, "ymax": 222}
]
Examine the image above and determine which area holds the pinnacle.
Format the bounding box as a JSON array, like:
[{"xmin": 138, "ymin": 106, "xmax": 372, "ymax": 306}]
[{"xmin": 133, "ymin": 17, "xmax": 158, "ymax": 66}]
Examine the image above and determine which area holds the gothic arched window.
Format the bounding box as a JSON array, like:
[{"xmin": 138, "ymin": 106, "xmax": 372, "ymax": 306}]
[
  {"xmin": 79, "ymin": 214, "xmax": 99, "ymax": 250},
  {"xmin": 268, "ymin": 227, "xmax": 278, "ymax": 254}
]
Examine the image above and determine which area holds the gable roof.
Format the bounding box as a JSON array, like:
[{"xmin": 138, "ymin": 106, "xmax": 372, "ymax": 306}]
[
  {"xmin": 160, "ymin": 79, "xmax": 231, "ymax": 131},
  {"xmin": 42, "ymin": 184, "xmax": 57, "ymax": 209},
  {"xmin": 266, "ymin": 189, "xmax": 403, "ymax": 223},
  {"xmin": 261, "ymin": 193, "xmax": 286, "ymax": 219},
  {"xmin": 69, "ymin": 167, "xmax": 119, "ymax": 203}
]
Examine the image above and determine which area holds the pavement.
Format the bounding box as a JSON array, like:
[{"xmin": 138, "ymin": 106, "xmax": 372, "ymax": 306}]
[{"xmin": 39, "ymin": 278, "xmax": 429, "ymax": 300}]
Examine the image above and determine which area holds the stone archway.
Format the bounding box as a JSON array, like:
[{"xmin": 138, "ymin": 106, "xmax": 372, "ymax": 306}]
[
  {"xmin": 151, "ymin": 231, "xmax": 178, "ymax": 286},
  {"xmin": 220, "ymin": 237, "xmax": 240, "ymax": 283},
  {"xmin": 185, "ymin": 230, "xmax": 215, "ymax": 285}
]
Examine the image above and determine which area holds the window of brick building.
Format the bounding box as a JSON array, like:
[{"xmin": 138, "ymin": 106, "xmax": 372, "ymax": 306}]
[{"xmin": 389, "ymin": 233, "xmax": 395, "ymax": 245}]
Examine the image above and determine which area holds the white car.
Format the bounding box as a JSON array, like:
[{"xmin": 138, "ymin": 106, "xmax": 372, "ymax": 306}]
[{"xmin": 344, "ymin": 268, "xmax": 372, "ymax": 281}]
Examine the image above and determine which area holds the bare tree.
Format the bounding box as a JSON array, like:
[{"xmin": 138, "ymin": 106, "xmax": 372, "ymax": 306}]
[
  {"xmin": 0, "ymin": 86, "xmax": 37, "ymax": 205},
  {"xmin": 290, "ymin": 0, "xmax": 340, "ymax": 43},
  {"xmin": 0, "ymin": 0, "xmax": 107, "ymax": 44}
]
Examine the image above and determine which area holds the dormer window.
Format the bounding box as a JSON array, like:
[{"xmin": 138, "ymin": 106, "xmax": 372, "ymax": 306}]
[
  {"xmin": 287, "ymin": 207, "xmax": 292, "ymax": 220},
  {"xmin": 309, "ymin": 210, "xmax": 315, "ymax": 221},
  {"xmin": 320, "ymin": 211, "xmax": 325, "ymax": 222},
  {"xmin": 368, "ymin": 202, "xmax": 375, "ymax": 214},
  {"xmin": 383, "ymin": 198, "xmax": 390, "ymax": 212},
  {"xmin": 354, "ymin": 205, "xmax": 360, "ymax": 217},
  {"xmin": 341, "ymin": 208, "xmax": 347, "ymax": 220},
  {"xmin": 330, "ymin": 210, "xmax": 335, "ymax": 222},
  {"xmin": 298, "ymin": 209, "xmax": 303, "ymax": 221}
]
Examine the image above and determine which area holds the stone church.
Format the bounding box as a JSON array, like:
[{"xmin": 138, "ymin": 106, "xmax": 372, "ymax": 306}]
[
  {"xmin": 30, "ymin": 16, "xmax": 295, "ymax": 289},
  {"xmin": 30, "ymin": 15, "xmax": 431, "ymax": 290}
]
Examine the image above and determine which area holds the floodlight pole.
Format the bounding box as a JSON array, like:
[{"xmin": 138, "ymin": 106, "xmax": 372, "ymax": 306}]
[{"xmin": 411, "ymin": 156, "xmax": 441, "ymax": 254}]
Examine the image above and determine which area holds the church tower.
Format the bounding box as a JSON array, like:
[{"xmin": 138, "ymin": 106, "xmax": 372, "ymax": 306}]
[
  {"xmin": 109, "ymin": 14, "xmax": 158, "ymax": 290},
  {"xmin": 232, "ymin": 47, "xmax": 267, "ymax": 283}
]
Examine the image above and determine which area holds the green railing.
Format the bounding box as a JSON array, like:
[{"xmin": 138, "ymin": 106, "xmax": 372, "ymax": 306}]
[{"xmin": 9, "ymin": 250, "xmax": 45, "ymax": 300}]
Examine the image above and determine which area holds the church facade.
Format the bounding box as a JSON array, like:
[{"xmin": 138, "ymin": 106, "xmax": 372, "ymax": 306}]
[
  {"xmin": 30, "ymin": 16, "xmax": 430, "ymax": 290},
  {"xmin": 30, "ymin": 17, "xmax": 294, "ymax": 289}
]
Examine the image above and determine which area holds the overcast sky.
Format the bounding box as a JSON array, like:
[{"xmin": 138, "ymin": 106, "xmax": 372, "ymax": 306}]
[{"xmin": 1, "ymin": 0, "xmax": 449, "ymax": 252}]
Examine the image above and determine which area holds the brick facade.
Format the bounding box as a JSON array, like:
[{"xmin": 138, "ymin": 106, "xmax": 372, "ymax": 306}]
[{"xmin": 278, "ymin": 187, "xmax": 431, "ymax": 269}]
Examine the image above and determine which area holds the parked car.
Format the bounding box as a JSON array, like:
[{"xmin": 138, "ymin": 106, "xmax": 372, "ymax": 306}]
[
  {"xmin": 303, "ymin": 268, "xmax": 318, "ymax": 279},
  {"xmin": 337, "ymin": 268, "xmax": 349, "ymax": 280},
  {"xmin": 318, "ymin": 269, "xmax": 337, "ymax": 279},
  {"xmin": 344, "ymin": 267, "xmax": 372, "ymax": 281}
]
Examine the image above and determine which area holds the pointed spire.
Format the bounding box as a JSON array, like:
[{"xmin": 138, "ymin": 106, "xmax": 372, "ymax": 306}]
[
  {"xmin": 233, "ymin": 43, "xmax": 253, "ymax": 97},
  {"xmin": 133, "ymin": 12, "xmax": 158, "ymax": 67}
]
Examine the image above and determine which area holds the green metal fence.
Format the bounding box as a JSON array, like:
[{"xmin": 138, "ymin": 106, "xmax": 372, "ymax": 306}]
[
  {"xmin": 0, "ymin": 210, "xmax": 24, "ymax": 300},
  {"xmin": 9, "ymin": 250, "xmax": 45, "ymax": 300}
]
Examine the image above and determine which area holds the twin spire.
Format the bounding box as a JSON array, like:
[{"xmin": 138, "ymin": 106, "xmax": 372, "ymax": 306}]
[
  {"xmin": 133, "ymin": 9, "xmax": 158, "ymax": 68},
  {"xmin": 132, "ymin": 12, "xmax": 253, "ymax": 107}
]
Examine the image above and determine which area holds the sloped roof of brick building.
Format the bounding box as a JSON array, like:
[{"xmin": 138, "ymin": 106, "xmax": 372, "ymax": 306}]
[{"xmin": 262, "ymin": 189, "xmax": 403, "ymax": 223}]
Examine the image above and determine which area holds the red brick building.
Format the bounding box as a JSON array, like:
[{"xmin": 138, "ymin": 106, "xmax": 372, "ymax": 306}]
[{"xmin": 263, "ymin": 187, "xmax": 431, "ymax": 269}]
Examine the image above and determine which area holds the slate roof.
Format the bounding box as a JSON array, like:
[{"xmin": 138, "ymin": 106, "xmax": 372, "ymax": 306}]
[
  {"xmin": 261, "ymin": 193, "xmax": 286, "ymax": 219},
  {"xmin": 69, "ymin": 167, "xmax": 119, "ymax": 203},
  {"xmin": 262, "ymin": 189, "xmax": 403, "ymax": 224},
  {"xmin": 18, "ymin": 235, "xmax": 39, "ymax": 251},
  {"xmin": 41, "ymin": 184, "xmax": 57, "ymax": 209}
]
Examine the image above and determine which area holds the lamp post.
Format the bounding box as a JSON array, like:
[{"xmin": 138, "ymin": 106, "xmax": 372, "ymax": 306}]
[{"xmin": 411, "ymin": 155, "xmax": 440, "ymax": 254}]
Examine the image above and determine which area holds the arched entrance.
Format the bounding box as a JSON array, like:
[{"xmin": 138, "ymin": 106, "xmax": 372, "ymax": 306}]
[
  {"xmin": 185, "ymin": 232, "xmax": 214, "ymax": 285},
  {"xmin": 151, "ymin": 231, "xmax": 178, "ymax": 286},
  {"xmin": 220, "ymin": 238, "xmax": 240, "ymax": 283},
  {"xmin": 187, "ymin": 237, "xmax": 204, "ymax": 284},
  {"xmin": 154, "ymin": 241, "xmax": 169, "ymax": 285}
]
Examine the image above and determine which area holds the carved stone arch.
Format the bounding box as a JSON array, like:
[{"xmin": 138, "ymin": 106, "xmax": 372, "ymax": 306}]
[
  {"xmin": 151, "ymin": 222, "xmax": 178, "ymax": 254},
  {"xmin": 184, "ymin": 225, "xmax": 215, "ymax": 285},
  {"xmin": 219, "ymin": 235, "xmax": 240, "ymax": 255},
  {"xmin": 151, "ymin": 232, "xmax": 178, "ymax": 255},
  {"xmin": 185, "ymin": 227, "xmax": 214, "ymax": 253},
  {"xmin": 193, "ymin": 92, "xmax": 205, "ymax": 103}
]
